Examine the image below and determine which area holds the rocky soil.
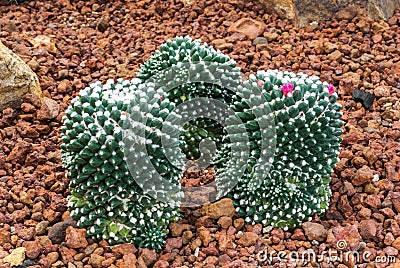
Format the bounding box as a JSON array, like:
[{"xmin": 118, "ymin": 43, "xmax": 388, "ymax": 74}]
[{"xmin": 0, "ymin": 0, "xmax": 400, "ymax": 267}]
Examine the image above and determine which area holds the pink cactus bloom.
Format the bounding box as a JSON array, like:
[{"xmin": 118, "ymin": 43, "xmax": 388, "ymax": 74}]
[
  {"xmin": 257, "ymin": 80, "xmax": 264, "ymax": 88},
  {"xmin": 281, "ymin": 83, "xmax": 294, "ymax": 96},
  {"xmin": 328, "ymin": 84, "xmax": 335, "ymax": 96}
]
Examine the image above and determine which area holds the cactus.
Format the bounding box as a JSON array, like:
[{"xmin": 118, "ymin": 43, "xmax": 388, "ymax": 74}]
[
  {"xmin": 61, "ymin": 36, "xmax": 343, "ymax": 248},
  {"xmin": 137, "ymin": 36, "xmax": 241, "ymax": 161},
  {"xmin": 216, "ymin": 70, "xmax": 343, "ymax": 230},
  {"xmin": 61, "ymin": 78, "xmax": 181, "ymax": 249}
]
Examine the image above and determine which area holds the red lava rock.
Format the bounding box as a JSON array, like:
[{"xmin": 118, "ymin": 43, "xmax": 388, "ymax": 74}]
[
  {"xmin": 59, "ymin": 245, "xmax": 77, "ymax": 263},
  {"xmin": 228, "ymin": 18, "xmax": 266, "ymax": 39},
  {"xmin": 328, "ymin": 50, "xmax": 344, "ymax": 61},
  {"xmin": 218, "ymin": 253, "xmax": 231, "ymax": 264},
  {"xmin": 359, "ymin": 219, "xmax": 377, "ymax": 241},
  {"xmin": 227, "ymin": 225, "xmax": 236, "ymax": 236},
  {"xmin": 217, "ymin": 232, "xmax": 235, "ymax": 252},
  {"xmin": 201, "ymin": 198, "xmax": 235, "ymax": 219},
  {"xmin": 392, "ymin": 198, "xmax": 400, "ymax": 214},
  {"xmin": 89, "ymin": 253, "xmax": 105, "ymax": 268},
  {"xmin": 21, "ymin": 103, "xmax": 36, "ymax": 113},
  {"xmin": 326, "ymin": 225, "xmax": 362, "ymax": 251},
  {"xmin": 218, "ymin": 216, "xmax": 233, "ymax": 228},
  {"xmin": 198, "ymin": 227, "xmax": 212, "ymax": 247},
  {"xmin": 353, "ymin": 165, "xmax": 374, "ymax": 186},
  {"xmin": 16, "ymin": 227, "xmax": 36, "ymax": 240},
  {"xmin": 189, "ymin": 237, "xmax": 202, "ymax": 251},
  {"xmin": 22, "ymin": 240, "xmax": 41, "ymax": 259},
  {"xmin": 153, "ymin": 260, "xmax": 169, "ymax": 268},
  {"xmin": 111, "ymin": 244, "xmax": 138, "ymax": 258},
  {"xmin": 101, "ymin": 256, "xmax": 116, "ymax": 267},
  {"xmin": 202, "ymin": 244, "xmax": 219, "ymax": 256},
  {"xmin": 0, "ymin": 228, "xmax": 11, "ymax": 244},
  {"xmin": 65, "ymin": 226, "xmax": 88, "ymax": 249},
  {"xmin": 22, "ymin": 94, "xmax": 42, "ymax": 108},
  {"xmin": 291, "ymin": 228, "xmax": 306, "ymax": 241},
  {"xmin": 270, "ymin": 228, "xmax": 285, "ymax": 241},
  {"xmin": 392, "ymin": 237, "xmax": 400, "ymax": 251},
  {"xmin": 385, "ymin": 161, "xmax": 400, "ymax": 181},
  {"xmin": 363, "ymin": 148, "xmax": 379, "ymax": 165},
  {"xmin": 372, "ymin": 34, "xmax": 382, "ymax": 43},
  {"xmin": 364, "ymin": 194, "xmax": 382, "ymax": 208},
  {"xmin": 302, "ymin": 222, "xmax": 328, "ymax": 242},
  {"xmin": 237, "ymin": 232, "xmax": 258, "ymax": 247},
  {"xmin": 233, "ymin": 218, "xmax": 244, "ymax": 230},
  {"xmin": 169, "ymin": 222, "xmax": 191, "ymax": 237},
  {"xmin": 340, "ymin": 72, "xmax": 361, "ymax": 95},
  {"xmin": 182, "ymin": 230, "xmax": 194, "ymax": 244},
  {"xmin": 43, "ymin": 208, "xmax": 60, "ymax": 223},
  {"xmin": 205, "ymin": 255, "xmax": 218, "ymax": 265},
  {"xmin": 195, "ymin": 216, "xmax": 213, "ymax": 228},
  {"xmin": 36, "ymin": 97, "xmax": 59, "ymax": 121},
  {"xmin": 358, "ymin": 207, "xmax": 372, "ymax": 220},
  {"xmin": 165, "ymin": 237, "xmax": 183, "ymax": 252},
  {"xmin": 6, "ymin": 141, "xmax": 32, "ymax": 164},
  {"xmin": 138, "ymin": 248, "xmax": 157, "ymax": 266},
  {"xmin": 44, "ymin": 252, "xmax": 59, "ymax": 266},
  {"xmin": 342, "ymin": 131, "xmax": 365, "ymax": 146},
  {"xmin": 57, "ymin": 80, "xmax": 72, "ymax": 93}
]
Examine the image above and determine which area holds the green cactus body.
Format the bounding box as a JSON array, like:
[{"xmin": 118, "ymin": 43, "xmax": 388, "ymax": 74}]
[
  {"xmin": 137, "ymin": 36, "xmax": 241, "ymax": 161},
  {"xmin": 61, "ymin": 78, "xmax": 181, "ymax": 249},
  {"xmin": 217, "ymin": 70, "xmax": 343, "ymax": 231}
]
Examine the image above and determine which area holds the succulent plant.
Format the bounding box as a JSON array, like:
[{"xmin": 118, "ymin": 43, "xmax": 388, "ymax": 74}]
[
  {"xmin": 217, "ymin": 70, "xmax": 343, "ymax": 230},
  {"xmin": 137, "ymin": 36, "xmax": 241, "ymax": 161},
  {"xmin": 61, "ymin": 35, "xmax": 343, "ymax": 249},
  {"xmin": 61, "ymin": 78, "xmax": 181, "ymax": 249}
]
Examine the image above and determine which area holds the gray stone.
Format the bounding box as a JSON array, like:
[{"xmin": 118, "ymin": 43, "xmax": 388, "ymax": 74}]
[
  {"xmin": 0, "ymin": 41, "xmax": 42, "ymax": 111},
  {"xmin": 258, "ymin": 0, "xmax": 400, "ymax": 27},
  {"xmin": 253, "ymin": 37, "xmax": 269, "ymax": 46},
  {"xmin": 48, "ymin": 217, "xmax": 77, "ymax": 244},
  {"xmin": 35, "ymin": 221, "xmax": 50, "ymax": 235}
]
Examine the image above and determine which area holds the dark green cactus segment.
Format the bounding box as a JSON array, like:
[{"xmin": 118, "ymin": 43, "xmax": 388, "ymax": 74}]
[
  {"xmin": 137, "ymin": 36, "xmax": 242, "ymax": 161},
  {"xmin": 137, "ymin": 36, "xmax": 236, "ymax": 80},
  {"xmin": 61, "ymin": 78, "xmax": 181, "ymax": 249},
  {"xmin": 180, "ymin": 118, "xmax": 224, "ymax": 160},
  {"xmin": 122, "ymin": 83, "xmax": 185, "ymax": 201},
  {"xmin": 220, "ymin": 70, "xmax": 343, "ymax": 231},
  {"xmin": 136, "ymin": 224, "xmax": 169, "ymax": 251}
]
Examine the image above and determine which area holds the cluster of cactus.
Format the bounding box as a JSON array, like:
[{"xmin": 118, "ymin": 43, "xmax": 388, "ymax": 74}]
[
  {"xmin": 61, "ymin": 36, "xmax": 343, "ymax": 250},
  {"xmin": 61, "ymin": 79, "xmax": 181, "ymax": 249},
  {"xmin": 61, "ymin": 37, "xmax": 241, "ymax": 249},
  {"xmin": 217, "ymin": 70, "xmax": 343, "ymax": 230}
]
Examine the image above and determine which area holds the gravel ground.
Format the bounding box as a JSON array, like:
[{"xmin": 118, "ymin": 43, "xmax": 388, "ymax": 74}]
[{"xmin": 0, "ymin": 0, "xmax": 400, "ymax": 267}]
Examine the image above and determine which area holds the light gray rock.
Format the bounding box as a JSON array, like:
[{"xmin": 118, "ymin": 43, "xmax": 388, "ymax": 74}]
[{"xmin": 0, "ymin": 41, "xmax": 42, "ymax": 111}]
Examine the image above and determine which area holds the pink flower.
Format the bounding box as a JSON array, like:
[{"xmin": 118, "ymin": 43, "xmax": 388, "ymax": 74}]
[
  {"xmin": 328, "ymin": 84, "xmax": 335, "ymax": 96},
  {"xmin": 257, "ymin": 80, "xmax": 264, "ymax": 88},
  {"xmin": 281, "ymin": 83, "xmax": 294, "ymax": 96}
]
